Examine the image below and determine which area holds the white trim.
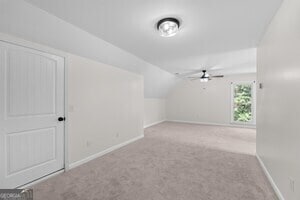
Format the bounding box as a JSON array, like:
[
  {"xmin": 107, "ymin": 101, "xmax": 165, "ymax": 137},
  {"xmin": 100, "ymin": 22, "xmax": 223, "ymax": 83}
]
[
  {"xmin": 0, "ymin": 32, "xmax": 67, "ymax": 58},
  {"xmin": 69, "ymin": 135, "xmax": 144, "ymax": 169},
  {"xmin": 63, "ymin": 55, "xmax": 69, "ymax": 171},
  {"xmin": 144, "ymin": 120, "xmax": 165, "ymax": 128},
  {"xmin": 256, "ymin": 154, "xmax": 285, "ymax": 200},
  {"xmin": 166, "ymin": 120, "xmax": 256, "ymax": 129},
  {"xmin": 18, "ymin": 170, "xmax": 64, "ymax": 189}
]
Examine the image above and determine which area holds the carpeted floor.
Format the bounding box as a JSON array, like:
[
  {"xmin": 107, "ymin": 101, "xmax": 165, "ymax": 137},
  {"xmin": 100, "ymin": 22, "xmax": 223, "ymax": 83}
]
[{"xmin": 33, "ymin": 122, "xmax": 277, "ymax": 200}]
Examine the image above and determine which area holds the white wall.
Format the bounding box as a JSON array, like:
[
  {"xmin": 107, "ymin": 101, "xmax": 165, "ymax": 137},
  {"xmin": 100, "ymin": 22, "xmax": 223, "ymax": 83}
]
[
  {"xmin": 0, "ymin": 32, "xmax": 144, "ymax": 169},
  {"xmin": 257, "ymin": 0, "xmax": 300, "ymax": 199},
  {"xmin": 144, "ymin": 98, "xmax": 166, "ymax": 128},
  {"xmin": 68, "ymin": 55, "xmax": 143, "ymax": 164},
  {"xmin": 166, "ymin": 73, "xmax": 256, "ymax": 126},
  {"xmin": 0, "ymin": 0, "xmax": 175, "ymax": 98}
]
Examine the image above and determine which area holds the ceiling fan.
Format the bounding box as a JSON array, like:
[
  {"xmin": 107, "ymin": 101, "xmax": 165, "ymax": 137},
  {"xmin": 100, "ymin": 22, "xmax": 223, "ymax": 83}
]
[{"xmin": 177, "ymin": 70, "xmax": 224, "ymax": 82}]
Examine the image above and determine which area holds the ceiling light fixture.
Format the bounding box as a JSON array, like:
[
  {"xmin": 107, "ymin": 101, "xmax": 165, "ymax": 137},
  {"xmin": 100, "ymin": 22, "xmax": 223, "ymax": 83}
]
[
  {"xmin": 200, "ymin": 70, "xmax": 209, "ymax": 82},
  {"xmin": 157, "ymin": 17, "xmax": 180, "ymax": 37},
  {"xmin": 200, "ymin": 77, "xmax": 209, "ymax": 82}
]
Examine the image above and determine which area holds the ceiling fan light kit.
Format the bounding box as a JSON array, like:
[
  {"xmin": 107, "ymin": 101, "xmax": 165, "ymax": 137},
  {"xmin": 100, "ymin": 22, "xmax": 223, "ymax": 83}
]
[
  {"xmin": 200, "ymin": 70, "xmax": 209, "ymax": 82},
  {"xmin": 179, "ymin": 70, "xmax": 224, "ymax": 82},
  {"xmin": 200, "ymin": 77, "xmax": 209, "ymax": 82}
]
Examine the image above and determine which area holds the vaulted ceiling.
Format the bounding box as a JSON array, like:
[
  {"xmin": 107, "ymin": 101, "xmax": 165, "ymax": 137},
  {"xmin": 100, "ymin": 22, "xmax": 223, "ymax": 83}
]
[{"xmin": 25, "ymin": 0, "xmax": 282, "ymax": 75}]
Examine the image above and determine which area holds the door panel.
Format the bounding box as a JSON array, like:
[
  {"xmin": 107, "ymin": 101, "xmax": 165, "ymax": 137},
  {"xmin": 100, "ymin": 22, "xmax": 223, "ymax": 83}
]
[
  {"xmin": 7, "ymin": 127, "xmax": 56, "ymax": 176},
  {"xmin": 0, "ymin": 41, "xmax": 65, "ymax": 188},
  {"xmin": 6, "ymin": 49, "xmax": 56, "ymax": 117}
]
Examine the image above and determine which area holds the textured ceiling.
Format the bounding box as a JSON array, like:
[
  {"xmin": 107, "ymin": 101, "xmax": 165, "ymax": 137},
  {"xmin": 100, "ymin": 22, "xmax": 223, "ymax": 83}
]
[{"xmin": 25, "ymin": 0, "xmax": 282, "ymax": 75}]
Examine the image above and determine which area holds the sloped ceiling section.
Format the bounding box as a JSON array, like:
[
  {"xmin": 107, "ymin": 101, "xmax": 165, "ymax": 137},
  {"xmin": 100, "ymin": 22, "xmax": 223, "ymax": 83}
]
[
  {"xmin": 23, "ymin": 0, "xmax": 282, "ymax": 74},
  {"xmin": 0, "ymin": 0, "xmax": 176, "ymax": 98}
]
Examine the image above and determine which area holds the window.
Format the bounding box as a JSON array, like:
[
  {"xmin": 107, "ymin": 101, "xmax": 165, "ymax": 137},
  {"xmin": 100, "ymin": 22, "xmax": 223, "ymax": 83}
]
[{"xmin": 231, "ymin": 81, "xmax": 256, "ymax": 125}]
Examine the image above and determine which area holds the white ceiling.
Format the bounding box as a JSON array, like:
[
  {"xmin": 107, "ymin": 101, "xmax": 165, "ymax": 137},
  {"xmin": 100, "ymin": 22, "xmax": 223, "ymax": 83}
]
[{"xmin": 25, "ymin": 0, "xmax": 282, "ymax": 75}]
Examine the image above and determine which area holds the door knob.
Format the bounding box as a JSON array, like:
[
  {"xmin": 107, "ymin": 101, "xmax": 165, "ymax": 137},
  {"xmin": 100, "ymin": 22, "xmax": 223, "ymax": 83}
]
[{"xmin": 58, "ymin": 117, "xmax": 66, "ymax": 121}]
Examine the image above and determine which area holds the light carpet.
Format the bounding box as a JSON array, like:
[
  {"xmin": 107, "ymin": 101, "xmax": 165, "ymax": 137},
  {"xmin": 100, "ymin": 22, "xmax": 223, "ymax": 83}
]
[{"xmin": 33, "ymin": 122, "xmax": 277, "ymax": 200}]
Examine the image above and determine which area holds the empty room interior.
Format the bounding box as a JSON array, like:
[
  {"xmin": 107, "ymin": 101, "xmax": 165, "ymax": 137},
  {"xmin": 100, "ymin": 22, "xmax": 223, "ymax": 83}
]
[{"xmin": 0, "ymin": 0, "xmax": 299, "ymax": 199}]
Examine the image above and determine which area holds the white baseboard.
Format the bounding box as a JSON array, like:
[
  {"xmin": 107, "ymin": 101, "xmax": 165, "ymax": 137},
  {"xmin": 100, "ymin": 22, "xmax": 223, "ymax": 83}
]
[
  {"xmin": 166, "ymin": 120, "xmax": 256, "ymax": 129},
  {"xmin": 256, "ymin": 154, "xmax": 285, "ymax": 200},
  {"xmin": 144, "ymin": 120, "xmax": 165, "ymax": 129},
  {"xmin": 69, "ymin": 134, "xmax": 144, "ymax": 169}
]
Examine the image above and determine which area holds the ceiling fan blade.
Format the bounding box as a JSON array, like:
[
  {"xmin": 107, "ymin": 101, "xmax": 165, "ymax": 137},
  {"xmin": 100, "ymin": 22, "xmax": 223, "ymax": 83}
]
[
  {"xmin": 188, "ymin": 77, "xmax": 200, "ymax": 80},
  {"xmin": 211, "ymin": 75, "xmax": 224, "ymax": 78},
  {"xmin": 177, "ymin": 69, "xmax": 204, "ymax": 78}
]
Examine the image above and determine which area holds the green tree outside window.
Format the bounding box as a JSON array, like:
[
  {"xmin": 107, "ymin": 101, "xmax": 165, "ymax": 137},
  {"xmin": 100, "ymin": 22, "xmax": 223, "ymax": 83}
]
[{"xmin": 233, "ymin": 84, "xmax": 252, "ymax": 122}]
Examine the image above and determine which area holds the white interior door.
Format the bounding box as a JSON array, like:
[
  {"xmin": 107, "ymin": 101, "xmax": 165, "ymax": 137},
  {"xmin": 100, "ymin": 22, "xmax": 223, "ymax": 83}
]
[{"xmin": 0, "ymin": 41, "xmax": 65, "ymax": 188}]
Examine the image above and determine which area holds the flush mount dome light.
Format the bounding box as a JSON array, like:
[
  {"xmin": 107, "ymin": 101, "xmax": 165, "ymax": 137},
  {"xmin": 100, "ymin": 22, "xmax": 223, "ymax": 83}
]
[{"xmin": 157, "ymin": 18, "xmax": 180, "ymax": 37}]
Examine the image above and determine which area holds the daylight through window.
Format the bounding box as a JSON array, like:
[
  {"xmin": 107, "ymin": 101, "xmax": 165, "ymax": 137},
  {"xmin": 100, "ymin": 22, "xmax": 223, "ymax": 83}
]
[{"xmin": 231, "ymin": 82, "xmax": 255, "ymax": 124}]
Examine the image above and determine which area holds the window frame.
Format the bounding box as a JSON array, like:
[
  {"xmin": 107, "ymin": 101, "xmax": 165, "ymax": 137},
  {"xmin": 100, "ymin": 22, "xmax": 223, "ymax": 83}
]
[{"xmin": 230, "ymin": 81, "xmax": 256, "ymax": 126}]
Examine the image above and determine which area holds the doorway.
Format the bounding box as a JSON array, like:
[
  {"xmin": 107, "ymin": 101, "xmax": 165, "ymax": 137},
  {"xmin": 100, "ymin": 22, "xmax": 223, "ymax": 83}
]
[{"xmin": 0, "ymin": 41, "xmax": 65, "ymax": 188}]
